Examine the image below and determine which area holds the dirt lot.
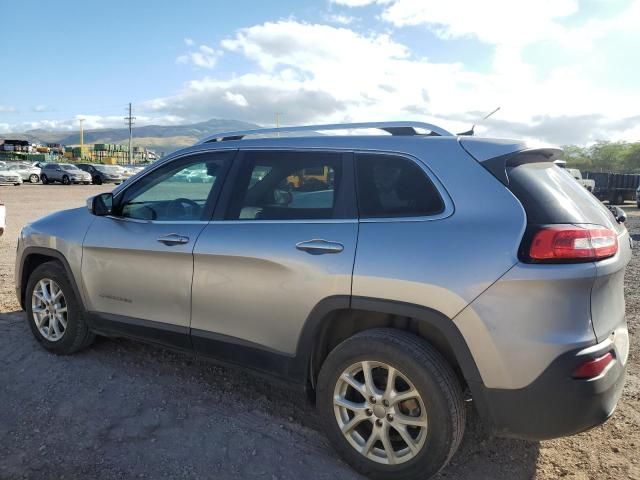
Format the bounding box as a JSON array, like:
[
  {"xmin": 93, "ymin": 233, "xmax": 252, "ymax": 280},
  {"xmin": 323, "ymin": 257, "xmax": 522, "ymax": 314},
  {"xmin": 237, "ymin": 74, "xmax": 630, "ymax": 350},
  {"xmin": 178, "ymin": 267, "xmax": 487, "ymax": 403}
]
[{"xmin": 0, "ymin": 183, "xmax": 639, "ymax": 480}]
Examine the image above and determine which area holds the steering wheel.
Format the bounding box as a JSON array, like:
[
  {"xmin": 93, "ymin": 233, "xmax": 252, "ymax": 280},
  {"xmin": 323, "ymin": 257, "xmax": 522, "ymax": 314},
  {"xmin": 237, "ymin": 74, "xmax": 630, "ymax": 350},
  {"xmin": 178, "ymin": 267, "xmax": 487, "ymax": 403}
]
[{"xmin": 167, "ymin": 198, "xmax": 201, "ymax": 219}]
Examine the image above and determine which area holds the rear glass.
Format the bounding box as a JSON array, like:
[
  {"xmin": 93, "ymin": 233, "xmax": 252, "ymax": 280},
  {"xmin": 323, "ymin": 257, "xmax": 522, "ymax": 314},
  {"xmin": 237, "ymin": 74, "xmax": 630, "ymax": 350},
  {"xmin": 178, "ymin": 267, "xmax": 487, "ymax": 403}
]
[{"xmin": 507, "ymin": 161, "xmax": 614, "ymax": 226}]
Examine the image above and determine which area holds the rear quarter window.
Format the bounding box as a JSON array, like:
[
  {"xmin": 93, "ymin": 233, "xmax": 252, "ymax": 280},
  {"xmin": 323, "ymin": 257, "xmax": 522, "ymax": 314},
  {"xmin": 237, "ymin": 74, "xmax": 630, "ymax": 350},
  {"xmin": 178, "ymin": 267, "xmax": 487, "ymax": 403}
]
[
  {"xmin": 355, "ymin": 153, "xmax": 444, "ymax": 218},
  {"xmin": 507, "ymin": 161, "xmax": 614, "ymax": 226}
]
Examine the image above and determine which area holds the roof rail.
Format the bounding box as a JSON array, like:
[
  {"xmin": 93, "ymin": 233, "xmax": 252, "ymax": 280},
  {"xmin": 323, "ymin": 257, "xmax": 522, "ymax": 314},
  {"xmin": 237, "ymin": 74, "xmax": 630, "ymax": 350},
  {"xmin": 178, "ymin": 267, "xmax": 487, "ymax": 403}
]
[{"xmin": 195, "ymin": 121, "xmax": 454, "ymax": 145}]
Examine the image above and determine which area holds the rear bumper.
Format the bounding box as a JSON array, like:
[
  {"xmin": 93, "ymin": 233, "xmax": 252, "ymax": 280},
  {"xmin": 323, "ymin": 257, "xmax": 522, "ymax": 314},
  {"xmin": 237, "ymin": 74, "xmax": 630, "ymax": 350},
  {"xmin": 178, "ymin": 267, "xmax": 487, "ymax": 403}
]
[{"xmin": 474, "ymin": 329, "xmax": 628, "ymax": 440}]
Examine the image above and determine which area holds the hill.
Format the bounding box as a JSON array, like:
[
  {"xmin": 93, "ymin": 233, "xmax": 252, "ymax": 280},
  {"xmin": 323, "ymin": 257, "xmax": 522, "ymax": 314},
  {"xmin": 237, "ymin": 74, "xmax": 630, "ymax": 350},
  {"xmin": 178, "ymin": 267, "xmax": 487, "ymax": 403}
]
[{"xmin": 1, "ymin": 118, "xmax": 261, "ymax": 154}]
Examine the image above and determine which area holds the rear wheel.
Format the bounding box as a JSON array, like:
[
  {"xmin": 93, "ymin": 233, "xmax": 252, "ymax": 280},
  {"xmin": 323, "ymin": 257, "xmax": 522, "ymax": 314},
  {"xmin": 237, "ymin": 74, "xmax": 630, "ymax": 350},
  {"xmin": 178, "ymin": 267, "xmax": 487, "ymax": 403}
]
[
  {"xmin": 93, "ymin": 176, "xmax": 102, "ymax": 185},
  {"xmin": 40, "ymin": 174, "xmax": 49, "ymax": 184},
  {"xmin": 29, "ymin": 174, "xmax": 39, "ymax": 183},
  {"xmin": 25, "ymin": 261, "xmax": 94, "ymax": 354},
  {"xmin": 62, "ymin": 175, "xmax": 70, "ymax": 185},
  {"xmin": 317, "ymin": 329, "xmax": 465, "ymax": 480}
]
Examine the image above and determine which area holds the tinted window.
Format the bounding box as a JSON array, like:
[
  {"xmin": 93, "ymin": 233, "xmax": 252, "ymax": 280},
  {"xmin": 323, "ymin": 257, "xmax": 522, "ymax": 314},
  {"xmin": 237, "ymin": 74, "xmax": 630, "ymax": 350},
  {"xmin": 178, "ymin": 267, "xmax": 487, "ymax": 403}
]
[
  {"xmin": 355, "ymin": 154, "xmax": 444, "ymax": 218},
  {"xmin": 118, "ymin": 152, "xmax": 231, "ymax": 221},
  {"xmin": 508, "ymin": 161, "xmax": 614, "ymax": 226},
  {"xmin": 227, "ymin": 151, "xmax": 342, "ymax": 220}
]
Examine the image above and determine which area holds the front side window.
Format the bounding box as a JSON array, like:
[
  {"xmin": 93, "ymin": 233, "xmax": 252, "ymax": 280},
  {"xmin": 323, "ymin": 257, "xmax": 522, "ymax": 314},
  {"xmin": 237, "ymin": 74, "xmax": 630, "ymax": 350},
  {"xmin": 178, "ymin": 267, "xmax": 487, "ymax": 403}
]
[
  {"xmin": 355, "ymin": 154, "xmax": 445, "ymax": 218},
  {"xmin": 226, "ymin": 151, "xmax": 342, "ymax": 221},
  {"xmin": 118, "ymin": 152, "xmax": 231, "ymax": 221}
]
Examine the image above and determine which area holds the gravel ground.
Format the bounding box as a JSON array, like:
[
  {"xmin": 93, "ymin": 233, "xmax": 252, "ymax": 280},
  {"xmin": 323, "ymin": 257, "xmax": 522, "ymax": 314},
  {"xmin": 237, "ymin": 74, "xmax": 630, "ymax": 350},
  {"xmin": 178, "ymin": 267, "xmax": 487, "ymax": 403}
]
[{"xmin": 0, "ymin": 183, "xmax": 638, "ymax": 480}]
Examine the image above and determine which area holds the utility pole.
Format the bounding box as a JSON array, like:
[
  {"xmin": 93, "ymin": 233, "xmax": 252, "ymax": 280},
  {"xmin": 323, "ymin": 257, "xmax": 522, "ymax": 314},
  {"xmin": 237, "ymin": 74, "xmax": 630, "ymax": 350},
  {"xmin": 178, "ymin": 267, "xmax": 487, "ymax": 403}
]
[
  {"xmin": 124, "ymin": 103, "xmax": 136, "ymax": 163},
  {"xmin": 78, "ymin": 118, "xmax": 85, "ymax": 160},
  {"xmin": 275, "ymin": 112, "xmax": 281, "ymax": 137}
]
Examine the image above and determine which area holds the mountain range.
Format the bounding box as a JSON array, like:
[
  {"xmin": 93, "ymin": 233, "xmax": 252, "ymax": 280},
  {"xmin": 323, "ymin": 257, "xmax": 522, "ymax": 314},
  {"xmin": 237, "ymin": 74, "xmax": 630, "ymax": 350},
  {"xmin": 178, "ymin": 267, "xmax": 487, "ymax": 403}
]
[{"xmin": 0, "ymin": 118, "xmax": 261, "ymax": 155}]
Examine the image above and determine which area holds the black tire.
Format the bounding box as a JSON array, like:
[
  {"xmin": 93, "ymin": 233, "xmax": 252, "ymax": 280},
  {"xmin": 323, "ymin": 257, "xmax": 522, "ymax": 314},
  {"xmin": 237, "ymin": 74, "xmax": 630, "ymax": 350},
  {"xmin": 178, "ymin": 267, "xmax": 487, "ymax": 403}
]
[
  {"xmin": 25, "ymin": 261, "xmax": 95, "ymax": 355},
  {"xmin": 93, "ymin": 176, "xmax": 102, "ymax": 185},
  {"xmin": 40, "ymin": 174, "xmax": 48, "ymax": 184},
  {"xmin": 14, "ymin": 183, "xmax": 21, "ymax": 186},
  {"xmin": 317, "ymin": 329, "xmax": 465, "ymax": 480},
  {"xmin": 29, "ymin": 174, "xmax": 39, "ymax": 183},
  {"xmin": 62, "ymin": 175, "xmax": 70, "ymax": 185}
]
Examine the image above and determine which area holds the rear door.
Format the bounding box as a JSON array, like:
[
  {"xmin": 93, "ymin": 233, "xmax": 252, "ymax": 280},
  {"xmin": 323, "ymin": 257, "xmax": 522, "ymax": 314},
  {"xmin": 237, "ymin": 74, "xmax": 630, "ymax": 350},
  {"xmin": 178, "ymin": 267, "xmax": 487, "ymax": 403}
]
[
  {"xmin": 191, "ymin": 149, "xmax": 357, "ymax": 365},
  {"xmin": 81, "ymin": 150, "xmax": 234, "ymax": 343}
]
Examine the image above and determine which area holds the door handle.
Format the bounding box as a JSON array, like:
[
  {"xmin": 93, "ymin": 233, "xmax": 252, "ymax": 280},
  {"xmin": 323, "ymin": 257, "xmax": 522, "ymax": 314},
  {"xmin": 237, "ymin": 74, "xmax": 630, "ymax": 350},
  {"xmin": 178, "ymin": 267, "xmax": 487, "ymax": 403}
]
[
  {"xmin": 157, "ymin": 233, "xmax": 190, "ymax": 246},
  {"xmin": 296, "ymin": 239, "xmax": 344, "ymax": 254}
]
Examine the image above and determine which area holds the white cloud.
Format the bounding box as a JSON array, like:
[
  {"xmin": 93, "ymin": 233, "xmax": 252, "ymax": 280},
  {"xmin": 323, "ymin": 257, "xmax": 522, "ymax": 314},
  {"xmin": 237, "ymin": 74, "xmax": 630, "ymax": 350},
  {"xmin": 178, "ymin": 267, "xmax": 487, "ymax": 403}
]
[
  {"xmin": 223, "ymin": 91, "xmax": 249, "ymax": 107},
  {"xmin": 32, "ymin": 105, "xmax": 52, "ymax": 113},
  {"xmin": 326, "ymin": 14, "xmax": 355, "ymax": 25},
  {"xmin": 184, "ymin": 37, "xmax": 194, "ymax": 46},
  {"xmin": 177, "ymin": 44, "xmax": 222, "ymax": 69},
  {"xmin": 0, "ymin": 105, "xmax": 17, "ymax": 113}
]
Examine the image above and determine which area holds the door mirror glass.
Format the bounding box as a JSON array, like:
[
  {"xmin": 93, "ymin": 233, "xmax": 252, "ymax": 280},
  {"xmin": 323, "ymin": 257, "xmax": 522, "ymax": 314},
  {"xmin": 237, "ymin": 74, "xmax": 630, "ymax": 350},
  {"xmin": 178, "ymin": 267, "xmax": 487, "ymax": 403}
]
[{"xmin": 88, "ymin": 193, "xmax": 113, "ymax": 216}]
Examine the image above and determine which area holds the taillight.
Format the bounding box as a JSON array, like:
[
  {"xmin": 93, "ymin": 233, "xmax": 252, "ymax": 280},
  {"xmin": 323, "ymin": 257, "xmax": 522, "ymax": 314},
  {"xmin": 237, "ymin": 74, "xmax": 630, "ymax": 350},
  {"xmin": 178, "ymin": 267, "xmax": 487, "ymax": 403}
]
[
  {"xmin": 528, "ymin": 225, "xmax": 618, "ymax": 262},
  {"xmin": 572, "ymin": 352, "xmax": 615, "ymax": 379}
]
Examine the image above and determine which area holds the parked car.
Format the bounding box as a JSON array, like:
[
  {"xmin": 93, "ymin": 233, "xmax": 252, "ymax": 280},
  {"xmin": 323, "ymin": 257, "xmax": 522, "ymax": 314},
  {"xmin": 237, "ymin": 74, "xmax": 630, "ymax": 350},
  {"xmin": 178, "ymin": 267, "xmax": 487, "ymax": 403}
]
[
  {"xmin": 636, "ymin": 185, "xmax": 640, "ymax": 208},
  {"xmin": 5, "ymin": 163, "xmax": 41, "ymax": 183},
  {"xmin": 15, "ymin": 122, "xmax": 631, "ymax": 480},
  {"xmin": 567, "ymin": 168, "xmax": 595, "ymax": 192},
  {"xmin": 76, "ymin": 164, "xmax": 123, "ymax": 185},
  {"xmin": 553, "ymin": 161, "xmax": 596, "ymax": 192},
  {"xmin": 40, "ymin": 163, "xmax": 92, "ymax": 185},
  {"xmin": 0, "ymin": 166, "xmax": 23, "ymax": 185},
  {"xmin": 0, "ymin": 198, "xmax": 5, "ymax": 236}
]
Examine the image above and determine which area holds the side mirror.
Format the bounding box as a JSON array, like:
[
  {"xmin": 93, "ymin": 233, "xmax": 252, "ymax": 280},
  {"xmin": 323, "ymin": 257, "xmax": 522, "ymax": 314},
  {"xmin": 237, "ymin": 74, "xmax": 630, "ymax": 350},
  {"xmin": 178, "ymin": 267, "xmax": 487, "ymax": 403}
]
[{"xmin": 87, "ymin": 193, "xmax": 114, "ymax": 216}]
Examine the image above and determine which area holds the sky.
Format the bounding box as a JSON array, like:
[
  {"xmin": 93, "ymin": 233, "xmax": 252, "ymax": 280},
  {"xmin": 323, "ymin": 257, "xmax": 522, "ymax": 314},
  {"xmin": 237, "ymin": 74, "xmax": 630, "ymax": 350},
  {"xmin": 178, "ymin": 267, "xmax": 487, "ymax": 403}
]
[{"xmin": 0, "ymin": 0, "xmax": 639, "ymax": 145}]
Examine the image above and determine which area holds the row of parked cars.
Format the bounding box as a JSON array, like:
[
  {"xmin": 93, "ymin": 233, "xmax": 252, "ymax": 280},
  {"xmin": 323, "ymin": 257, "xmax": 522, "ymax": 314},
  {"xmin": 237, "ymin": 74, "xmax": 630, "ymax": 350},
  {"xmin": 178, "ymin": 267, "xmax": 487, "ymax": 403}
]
[{"xmin": 0, "ymin": 161, "xmax": 146, "ymax": 186}]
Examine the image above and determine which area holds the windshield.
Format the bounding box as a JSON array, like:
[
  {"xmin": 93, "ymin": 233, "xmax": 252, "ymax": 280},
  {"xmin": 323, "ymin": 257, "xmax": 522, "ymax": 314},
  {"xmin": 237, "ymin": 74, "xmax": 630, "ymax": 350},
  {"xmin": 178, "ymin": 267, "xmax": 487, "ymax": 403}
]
[
  {"xmin": 61, "ymin": 164, "xmax": 80, "ymax": 171},
  {"xmin": 95, "ymin": 165, "xmax": 120, "ymax": 173}
]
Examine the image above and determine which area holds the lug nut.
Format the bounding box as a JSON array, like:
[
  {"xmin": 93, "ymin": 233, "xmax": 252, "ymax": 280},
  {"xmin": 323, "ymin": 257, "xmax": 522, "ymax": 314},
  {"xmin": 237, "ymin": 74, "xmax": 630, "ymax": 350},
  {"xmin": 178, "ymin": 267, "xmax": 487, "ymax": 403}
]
[
  {"xmin": 375, "ymin": 419, "xmax": 383, "ymax": 427},
  {"xmin": 369, "ymin": 396, "xmax": 376, "ymax": 404},
  {"xmin": 366, "ymin": 409, "xmax": 373, "ymax": 416},
  {"xmin": 382, "ymin": 399, "xmax": 389, "ymax": 407},
  {"xmin": 386, "ymin": 414, "xmax": 394, "ymax": 422}
]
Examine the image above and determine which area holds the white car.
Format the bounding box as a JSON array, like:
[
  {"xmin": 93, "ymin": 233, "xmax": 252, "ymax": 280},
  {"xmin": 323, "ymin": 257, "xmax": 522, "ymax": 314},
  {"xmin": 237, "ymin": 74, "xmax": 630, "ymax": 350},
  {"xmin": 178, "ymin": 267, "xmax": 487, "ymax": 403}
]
[
  {"xmin": 0, "ymin": 199, "xmax": 5, "ymax": 236},
  {"xmin": 6, "ymin": 163, "xmax": 41, "ymax": 183},
  {"xmin": 0, "ymin": 167, "xmax": 23, "ymax": 185}
]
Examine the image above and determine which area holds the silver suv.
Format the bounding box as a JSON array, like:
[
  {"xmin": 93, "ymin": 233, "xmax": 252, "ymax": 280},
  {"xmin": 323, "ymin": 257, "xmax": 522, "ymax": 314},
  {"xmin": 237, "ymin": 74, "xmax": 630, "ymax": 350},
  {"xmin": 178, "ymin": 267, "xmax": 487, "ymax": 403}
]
[
  {"xmin": 15, "ymin": 122, "xmax": 631, "ymax": 479},
  {"xmin": 40, "ymin": 163, "xmax": 92, "ymax": 185}
]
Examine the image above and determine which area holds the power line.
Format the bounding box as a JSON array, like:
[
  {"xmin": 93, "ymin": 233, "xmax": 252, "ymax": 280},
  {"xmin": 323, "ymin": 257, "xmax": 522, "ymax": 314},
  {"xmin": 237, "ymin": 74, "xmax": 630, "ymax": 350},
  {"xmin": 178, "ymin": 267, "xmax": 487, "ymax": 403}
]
[{"xmin": 124, "ymin": 103, "xmax": 136, "ymax": 163}]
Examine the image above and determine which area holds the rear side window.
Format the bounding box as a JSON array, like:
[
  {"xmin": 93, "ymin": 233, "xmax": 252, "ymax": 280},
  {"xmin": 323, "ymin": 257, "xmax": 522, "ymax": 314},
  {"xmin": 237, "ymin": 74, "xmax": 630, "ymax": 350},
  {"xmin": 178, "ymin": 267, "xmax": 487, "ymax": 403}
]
[
  {"xmin": 226, "ymin": 151, "xmax": 343, "ymax": 221},
  {"xmin": 355, "ymin": 154, "xmax": 444, "ymax": 218},
  {"xmin": 507, "ymin": 161, "xmax": 614, "ymax": 226}
]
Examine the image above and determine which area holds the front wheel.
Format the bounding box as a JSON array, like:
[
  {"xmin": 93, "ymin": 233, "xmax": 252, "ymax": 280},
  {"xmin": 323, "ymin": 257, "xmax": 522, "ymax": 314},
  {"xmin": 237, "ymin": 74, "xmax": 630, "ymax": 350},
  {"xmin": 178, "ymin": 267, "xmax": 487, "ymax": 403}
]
[
  {"xmin": 29, "ymin": 174, "xmax": 39, "ymax": 183},
  {"xmin": 317, "ymin": 329, "xmax": 465, "ymax": 480},
  {"xmin": 62, "ymin": 175, "xmax": 70, "ymax": 185},
  {"xmin": 25, "ymin": 261, "xmax": 95, "ymax": 354},
  {"xmin": 40, "ymin": 174, "xmax": 49, "ymax": 184},
  {"xmin": 93, "ymin": 176, "xmax": 102, "ymax": 185}
]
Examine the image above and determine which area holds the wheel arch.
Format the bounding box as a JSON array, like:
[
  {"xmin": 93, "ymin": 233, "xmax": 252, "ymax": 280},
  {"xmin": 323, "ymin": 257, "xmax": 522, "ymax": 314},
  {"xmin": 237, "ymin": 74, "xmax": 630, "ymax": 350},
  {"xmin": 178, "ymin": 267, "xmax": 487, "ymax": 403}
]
[
  {"xmin": 19, "ymin": 247, "xmax": 84, "ymax": 311},
  {"xmin": 295, "ymin": 296, "xmax": 485, "ymax": 392},
  {"xmin": 294, "ymin": 296, "xmax": 497, "ymax": 421}
]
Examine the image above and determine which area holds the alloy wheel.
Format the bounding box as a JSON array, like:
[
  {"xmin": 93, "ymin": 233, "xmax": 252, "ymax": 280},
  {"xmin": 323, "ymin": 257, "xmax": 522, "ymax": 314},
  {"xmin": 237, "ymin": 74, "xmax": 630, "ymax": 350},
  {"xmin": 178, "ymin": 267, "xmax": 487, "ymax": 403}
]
[
  {"xmin": 333, "ymin": 361, "xmax": 428, "ymax": 465},
  {"xmin": 31, "ymin": 278, "xmax": 68, "ymax": 342}
]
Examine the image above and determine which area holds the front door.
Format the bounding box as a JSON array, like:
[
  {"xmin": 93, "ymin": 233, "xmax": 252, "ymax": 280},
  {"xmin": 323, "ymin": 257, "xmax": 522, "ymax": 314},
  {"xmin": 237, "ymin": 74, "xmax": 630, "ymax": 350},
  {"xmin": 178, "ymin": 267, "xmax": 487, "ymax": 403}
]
[
  {"xmin": 81, "ymin": 150, "xmax": 235, "ymax": 338},
  {"xmin": 191, "ymin": 150, "xmax": 358, "ymax": 366}
]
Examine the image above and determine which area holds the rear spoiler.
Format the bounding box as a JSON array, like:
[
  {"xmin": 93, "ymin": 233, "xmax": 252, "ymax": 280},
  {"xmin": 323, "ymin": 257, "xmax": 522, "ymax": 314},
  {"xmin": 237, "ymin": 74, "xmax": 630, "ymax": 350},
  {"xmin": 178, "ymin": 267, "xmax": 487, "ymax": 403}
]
[{"xmin": 459, "ymin": 138, "xmax": 563, "ymax": 186}]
